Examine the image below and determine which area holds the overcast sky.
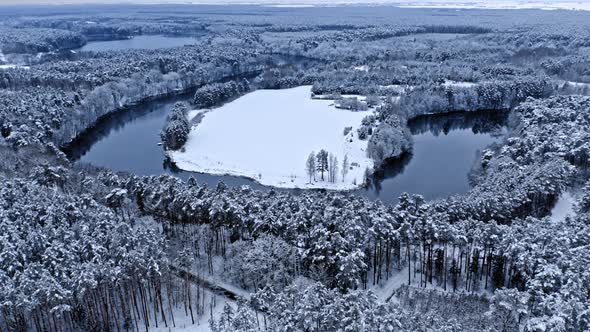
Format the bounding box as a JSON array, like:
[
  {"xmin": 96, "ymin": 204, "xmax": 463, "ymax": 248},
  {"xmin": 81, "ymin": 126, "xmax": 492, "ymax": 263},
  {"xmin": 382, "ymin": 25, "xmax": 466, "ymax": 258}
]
[{"xmin": 0, "ymin": 0, "xmax": 588, "ymax": 11}]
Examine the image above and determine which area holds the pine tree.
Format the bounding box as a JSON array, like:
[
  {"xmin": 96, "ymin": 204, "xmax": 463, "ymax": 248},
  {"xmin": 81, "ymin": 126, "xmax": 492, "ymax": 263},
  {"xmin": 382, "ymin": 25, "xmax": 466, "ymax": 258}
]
[
  {"xmin": 363, "ymin": 167, "xmax": 372, "ymax": 185},
  {"xmin": 161, "ymin": 102, "xmax": 190, "ymax": 150},
  {"xmin": 316, "ymin": 149, "xmax": 329, "ymax": 181},
  {"xmin": 328, "ymin": 153, "xmax": 338, "ymax": 183},
  {"xmin": 306, "ymin": 152, "xmax": 316, "ymax": 183},
  {"xmin": 450, "ymin": 259, "xmax": 459, "ymax": 292},
  {"xmin": 341, "ymin": 154, "xmax": 349, "ymax": 182},
  {"xmin": 492, "ymin": 255, "xmax": 505, "ymax": 290}
]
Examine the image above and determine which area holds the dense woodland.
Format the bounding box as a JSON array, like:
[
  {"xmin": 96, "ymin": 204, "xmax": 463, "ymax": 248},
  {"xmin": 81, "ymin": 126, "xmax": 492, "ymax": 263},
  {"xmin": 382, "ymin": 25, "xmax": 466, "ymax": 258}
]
[{"xmin": 1, "ymin": 4, "xmax": 589, "ymax": 332}]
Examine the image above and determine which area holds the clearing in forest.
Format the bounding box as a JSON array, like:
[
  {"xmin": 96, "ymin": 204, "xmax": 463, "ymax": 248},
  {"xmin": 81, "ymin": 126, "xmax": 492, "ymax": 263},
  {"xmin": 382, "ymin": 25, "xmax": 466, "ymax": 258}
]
[{"xmin": 169, "ymin": 86, "xmax": 374, "ymax": 189}]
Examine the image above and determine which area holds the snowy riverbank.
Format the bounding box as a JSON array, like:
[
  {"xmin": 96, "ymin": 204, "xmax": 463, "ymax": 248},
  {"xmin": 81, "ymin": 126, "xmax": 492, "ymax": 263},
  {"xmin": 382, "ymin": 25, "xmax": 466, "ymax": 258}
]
[{"xmin": 169, "ymin": 86, "xmax": 374, "ymax": 190}]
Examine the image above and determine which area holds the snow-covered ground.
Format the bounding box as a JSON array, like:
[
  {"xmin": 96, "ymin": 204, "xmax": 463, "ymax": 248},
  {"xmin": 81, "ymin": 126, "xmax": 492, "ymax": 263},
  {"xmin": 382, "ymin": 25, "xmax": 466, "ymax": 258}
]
[
  {"xmin": 136, "ymin": 285, "xmax": 230, "ymax": 332},
  {"xmin": 170, "ymin": 86, "xmax": 374, "ymax": 190},
  {"xmin": 369, "ymin": 267, "xmax": 410, "ymax": 302}
]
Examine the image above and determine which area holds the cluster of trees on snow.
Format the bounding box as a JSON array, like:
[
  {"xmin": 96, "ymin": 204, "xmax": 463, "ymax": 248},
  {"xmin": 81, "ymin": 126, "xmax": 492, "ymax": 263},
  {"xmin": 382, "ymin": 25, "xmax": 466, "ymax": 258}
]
[
  {"xmin": 305, "ymin": 150, "xmax": 348, "ymax": 183},
  {"xmin": 193, "ymin": 80, "xmax": 250, "ymax": 108},
  {"xmin": 333, "ymin": 96, "xmax": 373, "ymax": 111},
  {"xmin": 161, "ymin": 102, "xmax": 190, "ymax": 150},
  {"xmin": 367, "ymin": 113, "xmax": 412, "ymax": 166}
]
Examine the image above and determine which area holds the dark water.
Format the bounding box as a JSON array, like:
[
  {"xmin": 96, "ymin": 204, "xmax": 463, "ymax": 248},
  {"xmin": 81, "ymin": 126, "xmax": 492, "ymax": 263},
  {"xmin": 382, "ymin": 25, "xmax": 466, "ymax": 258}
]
[
  {"xmin": 78, "ymin": 35, "xmax": 202, "ymax": 52},
  {"xmin": 63, "ymin": 92, "xmax": 266, "ymax": 190},
  {"xmin": 64, "ymin": 94, "xmax": 508, "ymax": 204},
  {"xmin": 359, "ymin": 111, "xmax": 508, "ymax": 202}
]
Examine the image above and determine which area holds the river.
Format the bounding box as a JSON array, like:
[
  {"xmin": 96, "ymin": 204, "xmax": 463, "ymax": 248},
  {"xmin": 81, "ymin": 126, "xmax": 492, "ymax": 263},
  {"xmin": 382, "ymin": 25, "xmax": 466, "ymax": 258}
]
[{"xmin": 63, "ymin": 91, "xmax": 508, "ymax": 204}]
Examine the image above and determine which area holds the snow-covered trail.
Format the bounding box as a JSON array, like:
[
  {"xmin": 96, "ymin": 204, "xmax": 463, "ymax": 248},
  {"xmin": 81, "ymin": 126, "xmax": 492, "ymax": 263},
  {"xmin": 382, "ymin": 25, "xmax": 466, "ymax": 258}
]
[
  {"xmin": 369, "ymin": 267, "xmax": 411, "ymax": 302},
  {"xmin": 136, "ymin": 266, "xmax": 249, "ymax": 332},
  {"xmin": 170, "ymin": 265, "xmax": 247, "ymax": 301}
]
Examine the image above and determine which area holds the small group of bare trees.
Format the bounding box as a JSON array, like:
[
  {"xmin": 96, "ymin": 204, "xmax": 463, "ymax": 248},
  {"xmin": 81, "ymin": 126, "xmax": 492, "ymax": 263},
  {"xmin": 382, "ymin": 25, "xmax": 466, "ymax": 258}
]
[{"xmin": 306, "ymin": 149, "xmax": 349, "ymax": 184}]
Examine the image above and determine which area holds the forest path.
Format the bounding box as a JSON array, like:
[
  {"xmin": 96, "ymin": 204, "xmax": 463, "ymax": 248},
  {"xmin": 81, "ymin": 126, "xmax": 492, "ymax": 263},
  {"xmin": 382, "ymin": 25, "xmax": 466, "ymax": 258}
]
[{"xmin": 169, "ymin": 265, "xmax": 244, "ymax": 302}]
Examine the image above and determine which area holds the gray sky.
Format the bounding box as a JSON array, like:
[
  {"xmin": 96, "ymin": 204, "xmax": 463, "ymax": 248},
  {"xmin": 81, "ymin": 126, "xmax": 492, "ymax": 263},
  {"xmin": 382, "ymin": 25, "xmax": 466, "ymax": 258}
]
[{"xmin": 0, "ymin": 0, "xmax": 587, "ymax": 11}]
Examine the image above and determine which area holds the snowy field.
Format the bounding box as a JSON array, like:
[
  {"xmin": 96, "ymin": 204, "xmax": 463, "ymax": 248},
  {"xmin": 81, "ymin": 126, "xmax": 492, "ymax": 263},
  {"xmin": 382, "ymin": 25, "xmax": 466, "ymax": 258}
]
[{"xmin": 169, "ymin": 86, "xmax": 374, "ymax": 190}]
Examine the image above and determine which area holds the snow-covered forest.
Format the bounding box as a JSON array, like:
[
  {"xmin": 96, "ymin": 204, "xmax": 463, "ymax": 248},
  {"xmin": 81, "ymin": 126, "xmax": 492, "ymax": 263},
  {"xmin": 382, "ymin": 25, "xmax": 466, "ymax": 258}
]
[{"xmin": 1, "ymin": 3, "xmax": 589, "ymax": 332}]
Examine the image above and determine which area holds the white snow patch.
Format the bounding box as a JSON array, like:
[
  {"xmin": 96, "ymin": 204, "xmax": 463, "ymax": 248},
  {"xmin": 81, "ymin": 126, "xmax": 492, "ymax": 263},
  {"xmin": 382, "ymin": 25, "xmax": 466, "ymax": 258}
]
[
  {"xmin": 340, "ymin": 94, "xmax": 367, "ymax": 100},
  {"xmin": 187, "ymin": 109, "xmax": 208, "ymax": 121},
  {"xmin": 312, "ymin": 93, "xmax": 367, "ymax": 101},
  {"xmin": 0, "ymin": 64, "xmax": 30, "ymax": 70},
  {"xmin": 550, "ymin": 192, "xmax": 576, "ymax": 222},
  {"xmin": 170, "ymin": 86, "xmax": 373, "ymax": 190},
  {"xmin": 369, "ymin": 267, "xmax": 410, "ymax": 302},
  {"xmin": 443, "ymin": 80, "xmax": 478, "ymax": 88},
  {"xmin": 557, "ymin": 80, "xmax": 590, "ymax": 89},
  {"xmin": 354, "ymin": 65, "xmax": 369, "ymax": 72},
  {"xmin": 380, "ymin": 84, "xmax": 413, "ymax": 94}
]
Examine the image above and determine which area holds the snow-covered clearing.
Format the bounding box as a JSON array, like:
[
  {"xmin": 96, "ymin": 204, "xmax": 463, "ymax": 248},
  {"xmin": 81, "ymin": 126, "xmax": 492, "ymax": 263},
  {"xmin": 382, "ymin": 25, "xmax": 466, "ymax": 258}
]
[{"xmin": 170, "ymin": 85, "xmax": 374, "ymax": 190}]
